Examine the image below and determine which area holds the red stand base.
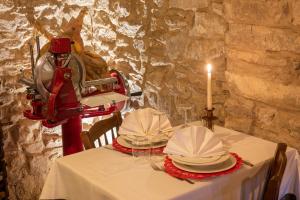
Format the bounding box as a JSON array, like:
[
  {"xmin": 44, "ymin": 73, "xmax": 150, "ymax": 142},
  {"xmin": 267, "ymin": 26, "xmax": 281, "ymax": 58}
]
[{"xmin": 62, "ymin": 115, "xmax": 84, "ymax": 156}]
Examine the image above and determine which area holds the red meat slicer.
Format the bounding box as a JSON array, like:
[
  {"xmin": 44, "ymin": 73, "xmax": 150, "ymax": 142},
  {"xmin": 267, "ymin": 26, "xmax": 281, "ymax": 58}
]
[{"xmin": 20, "ymin": 37, "xmax": 140, "ymax": 156}]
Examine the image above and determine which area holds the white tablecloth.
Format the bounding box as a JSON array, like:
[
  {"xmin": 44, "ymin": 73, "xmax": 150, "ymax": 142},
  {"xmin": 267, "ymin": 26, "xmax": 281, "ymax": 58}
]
[{"xmin": 40, "ymin": 125, "xmax": 300, "ymax": 200}]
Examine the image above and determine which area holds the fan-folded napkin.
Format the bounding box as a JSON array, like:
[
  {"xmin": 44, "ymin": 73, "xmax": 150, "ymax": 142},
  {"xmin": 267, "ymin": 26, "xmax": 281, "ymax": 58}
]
[
  {"xmin": 119, "ymin": 108, "xmax": 172, "ymax": 137},
  {"xmin": 163, "ymin": 125, "xmax": 225, "ymax": 158}
]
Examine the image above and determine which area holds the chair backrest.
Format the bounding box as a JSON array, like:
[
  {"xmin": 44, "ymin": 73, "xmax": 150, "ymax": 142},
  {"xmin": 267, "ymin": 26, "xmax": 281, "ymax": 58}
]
[
  {"xmin": 81, "ymin": 111, "xmax": 122, "ymax": 150},
  {"xmin": 263, "ymin": 143, "xmax": 287, "ymax": 200}
]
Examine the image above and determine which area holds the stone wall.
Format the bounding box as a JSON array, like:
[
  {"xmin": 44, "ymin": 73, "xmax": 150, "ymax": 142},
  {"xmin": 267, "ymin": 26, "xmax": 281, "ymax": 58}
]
[
  {"xmin": 0, "ymin": 0, "xmax": 228, "ymax": 199},
  {"xmin": 224, "ymin": 0, "xmax": 300, "ymax": 150},
  {"xmin": 2, "ymin": 0, "xmax": 299, "ymax": 199}
]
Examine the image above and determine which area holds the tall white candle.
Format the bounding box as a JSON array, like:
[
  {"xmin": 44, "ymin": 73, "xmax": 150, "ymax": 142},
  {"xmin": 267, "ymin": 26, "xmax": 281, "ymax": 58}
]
[{"xmin": 207, "ymin": 64, "xmax": 212, "ymax": 110}]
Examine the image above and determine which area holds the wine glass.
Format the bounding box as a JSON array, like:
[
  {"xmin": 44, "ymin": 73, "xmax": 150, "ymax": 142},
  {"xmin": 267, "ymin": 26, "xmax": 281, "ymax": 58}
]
[
  {"xmin": 131, "ymin": 135, "xmax": 151, "ymax": 163},
  {"xmin": 149, "ymin": 112, "xmax": 167, "ymax": 164},
  {"xmin": 177, "ymin": 104, "xmax": 193, "ymax": 127}
]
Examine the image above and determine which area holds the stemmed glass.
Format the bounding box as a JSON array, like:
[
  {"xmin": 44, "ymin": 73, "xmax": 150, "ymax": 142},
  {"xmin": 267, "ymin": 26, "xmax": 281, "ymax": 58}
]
[
  {"xmin": 131, "ymin": 108, "xmax": 169, "ymax": 165},
  {"xmin": 149, "ymin": 112, "xmax": 167, "ymax": 164},
  {"xmin": 177, "ymin": 104, "xmax": 193, "ymax": 127},
  {"xmin": 131, "ymin": 107, "xmax": 154, "ymax": 162},
  {"xmin": 131, "ymin": 135, "xmax": 151, "ymax": 163}
]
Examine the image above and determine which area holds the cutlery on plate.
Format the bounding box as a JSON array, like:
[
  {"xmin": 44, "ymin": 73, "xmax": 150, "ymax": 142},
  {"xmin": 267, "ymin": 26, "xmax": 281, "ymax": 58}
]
[
  {"xmin": 243, "ymin": 160, "xmax": 254, "ymax": 167},
  {"xmin": 176, "ymin": 177, "xmax": 195, "ymax": 184},
  {"xmin": 150, "ymin": 161, "xmax": 195, "ymax": 184}
]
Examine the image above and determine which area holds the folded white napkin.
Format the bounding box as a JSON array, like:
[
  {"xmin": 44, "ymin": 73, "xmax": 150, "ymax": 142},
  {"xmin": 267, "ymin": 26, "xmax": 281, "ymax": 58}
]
[
  {"xmin": 163, "ymin": 125, "xmax": 225, "ymax": 158},
  {"xmin": 119, "ymin": 108, "xmax": 172, "ymax": 137}
]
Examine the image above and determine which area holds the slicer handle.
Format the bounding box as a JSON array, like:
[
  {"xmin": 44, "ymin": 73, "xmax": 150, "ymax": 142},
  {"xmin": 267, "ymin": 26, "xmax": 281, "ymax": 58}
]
[{"xmin": 130, "ymin": 91, "xmax": 142, "ymax": 96}]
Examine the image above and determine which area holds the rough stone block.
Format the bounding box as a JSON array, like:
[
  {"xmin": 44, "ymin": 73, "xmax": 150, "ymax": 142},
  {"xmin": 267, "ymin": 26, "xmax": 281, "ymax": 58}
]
[
  {"xmin": 225, "ymin": 115, "xmax": 253, "ymax": 133},
  {"xmin": 226, "ymin": 24, "xmax": 300, "ymax": 53},
  {"xmin": 164, "ymin": 9, "xmax": 194, "ymax": 31},
  {"xmin": 116, "ymin": 22, "xmax": 142, "ymax": 38},
  {"xmin": 255, "ymin": 104, "xmax": 300, "ymax": 138},
  {"xmin": 225, "ymin": 94, "xmax": 255, "ymax": 118},
  {"xmin": 226, "ymin": 58, "xmax": 297, "ymax": 85},
  {"xmin": 252, "ymin": 126, "xmax": 300, "ymax": 151},
  {"xmin": 251, "ymin": 126, "xmax": 281, "ymax": 143},
  {"xmin": 292, "ymin": 1, "xmax": 300, "ymax": 25},
  {"xmin": 224, "ymin": 94, "xmax": 255, "ymax": 133},
  {"xmin": 66, "ymin": 0, "xmax": 94, "ymax": 6},
  {"xmin": 226, "ymin": 48, "xmax": 288, "ymax": 67},
  {"xmin": 226, "ymin": 72, "xmax": 300, "ymax": 111},
  {"xmin": 289, "ymin": 118, "xmax": 300, "ymax": 138},
  {"xmin": 165, "ymin": 32, "xmax": 190, "ymax": 60},
  {"xmin": 212, "ymin": 2, "xmax": 223, "ymax": 16},
  {"xmin": 189, "ymin": 12, "xmax": 227, "ymax": 37},
  {"xmin": 150, "ymin": 56, "xmax": 173, "ymax": 67},
  {"xmin": 224, "ymin": 0, "xmax": 292, "ymax": 27},
  {"xmin": 183, "ymin": 39, "xmax": 225, "ymax": 61},
  {"xmin": 146, "ymin": 67, "xmax": 171, "ymax": 86},
  {"xmin": 23, "ymin": 141, "xmax": 45, "ymax": 154},
  {"xmin": 94, "ymin": 26, "xmax": 117, "ymax": 42},
  {"xmin": 169, "ymin": 0, "xmax": 208, "ymax": 10}
]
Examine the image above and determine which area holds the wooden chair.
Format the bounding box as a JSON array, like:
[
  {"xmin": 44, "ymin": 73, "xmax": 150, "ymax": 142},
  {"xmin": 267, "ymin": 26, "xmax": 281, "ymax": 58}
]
[
  {"xmin": 81, "ymin": 111, "xmax": 122, "ymax": 150},
  {"xmin": 262, "ymin": 142, "xmax": 294, "ymax": 200}
]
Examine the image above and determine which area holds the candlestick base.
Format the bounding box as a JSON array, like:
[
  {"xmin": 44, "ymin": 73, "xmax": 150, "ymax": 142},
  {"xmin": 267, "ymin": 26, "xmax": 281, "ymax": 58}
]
[{"xmin": 202, "ymin": 107, "xmax": 218, "ymax": 131}]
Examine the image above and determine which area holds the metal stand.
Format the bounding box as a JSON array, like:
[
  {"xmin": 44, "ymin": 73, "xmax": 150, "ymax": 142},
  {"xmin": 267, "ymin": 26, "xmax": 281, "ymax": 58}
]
[
  {"xmin": 62, "ymin": 115, "xmax": 83, "ymax": 156},
  {"xmin": 202, "ymin": 108, "xmax": 218, "ymax": 131}
]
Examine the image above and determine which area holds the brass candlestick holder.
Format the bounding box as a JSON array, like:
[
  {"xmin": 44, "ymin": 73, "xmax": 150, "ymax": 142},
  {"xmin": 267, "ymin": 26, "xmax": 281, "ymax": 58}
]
[{"xmin": 202, "ymin": 107, "xmax": 218, "ymax": 131}]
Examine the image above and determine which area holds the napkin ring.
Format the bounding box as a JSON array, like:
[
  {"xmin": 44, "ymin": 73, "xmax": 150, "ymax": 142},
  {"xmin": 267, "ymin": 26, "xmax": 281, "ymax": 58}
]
[{"xmin": 202, "ymin": 107, "xmax": 218, "ymax": 131}]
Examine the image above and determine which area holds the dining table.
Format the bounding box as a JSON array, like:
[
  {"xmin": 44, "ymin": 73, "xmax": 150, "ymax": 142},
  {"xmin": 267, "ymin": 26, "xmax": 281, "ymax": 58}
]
[{"xmin": 40, "ymin": 122, "xmax": 300, "ymax": 200}]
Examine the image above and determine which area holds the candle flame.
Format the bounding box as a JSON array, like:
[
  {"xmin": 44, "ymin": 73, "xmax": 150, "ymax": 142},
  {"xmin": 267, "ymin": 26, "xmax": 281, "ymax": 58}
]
[{"xmin": 207, "ymin": 63, "xmax": 212, "ymax": 73}]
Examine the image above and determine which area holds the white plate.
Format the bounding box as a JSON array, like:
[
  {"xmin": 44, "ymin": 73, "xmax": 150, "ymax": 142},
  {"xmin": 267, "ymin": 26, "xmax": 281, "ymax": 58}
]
[
  {"xmin": 170, "ymin": 153, "xmax": 230, "ymax": 166},
  {"xmin": 122, "ymin": 134, "xmax": 169, "ymax": 145},
  {"xmin": 117, "ymin": 136, "xmax": 167, "ymax": 149},
  {"xmin": 172, "ymin": 154, "xmax": 237, "ymax": 173}
]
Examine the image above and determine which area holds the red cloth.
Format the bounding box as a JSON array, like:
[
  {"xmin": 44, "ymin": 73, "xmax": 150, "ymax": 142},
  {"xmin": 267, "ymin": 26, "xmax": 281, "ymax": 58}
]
[{"xmin": 164, "ymin": 153, "xmax": 243, "ymax": 180}]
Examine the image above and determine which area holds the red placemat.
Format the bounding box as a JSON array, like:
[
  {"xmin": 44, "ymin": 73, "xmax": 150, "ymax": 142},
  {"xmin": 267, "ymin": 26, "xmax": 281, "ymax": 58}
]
[
  {"xmin": 164, "ymin": 153, "xmax": 243, "ymax": 180},
  {"xmin": 112, "ymin": 138, "xmax": 165, "ymax": 154}
]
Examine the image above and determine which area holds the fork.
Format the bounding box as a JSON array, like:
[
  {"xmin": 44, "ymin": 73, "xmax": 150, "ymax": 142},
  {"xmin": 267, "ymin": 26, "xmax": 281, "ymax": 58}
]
[
  {"xmin": 150, "ymin": 161, "xmax": 195, "ymax": 184},
  {"xmin": 243, "ymin": 160, "xmax": 254, "ymax": 167}
]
